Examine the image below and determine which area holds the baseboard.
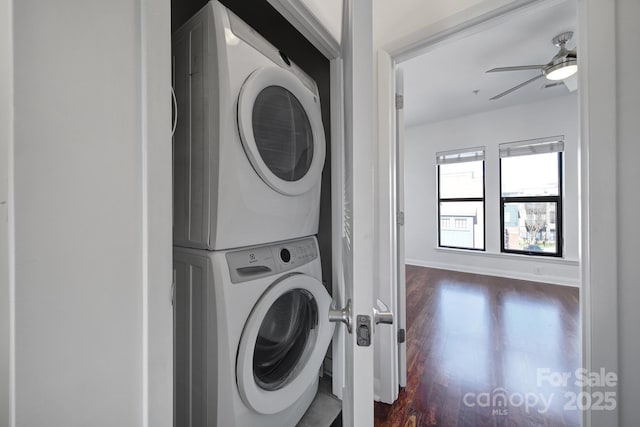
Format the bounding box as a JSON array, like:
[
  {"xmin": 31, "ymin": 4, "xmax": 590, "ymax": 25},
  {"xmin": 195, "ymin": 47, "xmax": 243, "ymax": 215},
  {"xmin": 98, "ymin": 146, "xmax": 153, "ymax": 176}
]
[{"xmin": 405, "ymin": 258, "xmax": 580, "ymax": 287}]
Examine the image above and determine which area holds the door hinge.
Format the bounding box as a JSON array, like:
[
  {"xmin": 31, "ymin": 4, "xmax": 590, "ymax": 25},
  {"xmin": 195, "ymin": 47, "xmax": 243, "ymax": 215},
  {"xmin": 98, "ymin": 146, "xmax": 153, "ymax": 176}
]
[
  {"xmin": 397, "ymin": 211, "xmax": 405, "ymax": 226},
  {"xmin": 397, "ymin": 328, "xmax": 406, "ymax": 344},
  {"xmin": 395, "ymin": 94, "xmax": 404, "ymax": 110}
]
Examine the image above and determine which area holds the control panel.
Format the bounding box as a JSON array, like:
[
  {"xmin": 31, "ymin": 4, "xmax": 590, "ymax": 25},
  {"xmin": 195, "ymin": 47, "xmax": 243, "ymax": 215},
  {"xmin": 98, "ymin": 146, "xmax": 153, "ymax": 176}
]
[{"xmin": 225, "ymin": 237, "xmax": 318, "ymax": 284}]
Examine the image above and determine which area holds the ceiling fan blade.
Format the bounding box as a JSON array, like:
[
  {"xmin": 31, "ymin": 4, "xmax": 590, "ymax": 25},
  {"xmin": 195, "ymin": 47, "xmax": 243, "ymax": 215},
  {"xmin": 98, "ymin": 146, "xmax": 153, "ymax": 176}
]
[
  {"xmin": 490, "ymin": 74, "xmax": 545, "ymax": 100},
  {"xmin": 486, "ymin": 65, "xmax": 545, "ymax": 73}
]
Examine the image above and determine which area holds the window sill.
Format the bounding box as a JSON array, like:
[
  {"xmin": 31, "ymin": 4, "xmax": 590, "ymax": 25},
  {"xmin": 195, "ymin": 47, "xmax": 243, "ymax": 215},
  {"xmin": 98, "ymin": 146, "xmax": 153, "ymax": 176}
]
[{"xmin": 434, "ymin": 247, "xmax": 579, "ymax": 266}]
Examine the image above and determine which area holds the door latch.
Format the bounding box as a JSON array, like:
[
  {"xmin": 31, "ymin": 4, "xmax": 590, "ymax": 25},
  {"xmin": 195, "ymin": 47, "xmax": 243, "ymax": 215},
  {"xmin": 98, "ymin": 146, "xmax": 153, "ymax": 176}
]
[{"xmin": 356, "ymin": 315, "xmax": 371, "ymax": 347}]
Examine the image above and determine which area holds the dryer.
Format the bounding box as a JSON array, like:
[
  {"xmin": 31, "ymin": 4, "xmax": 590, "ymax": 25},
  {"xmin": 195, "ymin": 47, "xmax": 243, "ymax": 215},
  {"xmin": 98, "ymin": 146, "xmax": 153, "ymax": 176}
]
[
  {"xmin": 173, "ymin": 237, "xmax": 334, "ymax": 426},
  {"xmin": 172, "ymin": 2, "xmax": 327, "ymax": 250}
]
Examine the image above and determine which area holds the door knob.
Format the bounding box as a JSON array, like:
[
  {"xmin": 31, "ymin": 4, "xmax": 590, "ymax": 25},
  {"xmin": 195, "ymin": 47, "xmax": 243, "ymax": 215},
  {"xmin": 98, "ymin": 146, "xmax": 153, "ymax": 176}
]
[
  {"xmin": 373, "ymin": 299, "xmax": 394, "ymax": 326},
  {"xmin": 329, "ymin": 299, "xmax": 352, "ymax": 333}
]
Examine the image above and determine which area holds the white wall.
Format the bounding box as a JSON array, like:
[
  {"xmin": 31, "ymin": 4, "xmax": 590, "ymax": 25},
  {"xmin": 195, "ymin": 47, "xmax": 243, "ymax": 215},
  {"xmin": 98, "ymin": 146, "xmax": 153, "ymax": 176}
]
[
  {"xmin": 404, "ymin": 93, "xmax": 579, "ymax": 286},
  {"xmin": 14, "ymin": 2, "xmax": 141, "ymax": 425},
  {"xmin": 1, "ymin": 0, "xmax": 13, "ymax": 423},
  {"xmin": 11, "ymin": 1, "xmax": 172, "ymax": 426},
  {"xmin": 616, "ymin": 0, "xmax": 640, "ymax": 423}
]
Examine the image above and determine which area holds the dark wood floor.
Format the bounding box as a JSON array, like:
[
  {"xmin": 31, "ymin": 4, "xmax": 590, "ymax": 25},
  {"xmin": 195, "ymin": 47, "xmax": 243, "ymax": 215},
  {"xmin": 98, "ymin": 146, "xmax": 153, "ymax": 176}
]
[{"xmin": 374, "ymin": 266, "xmax": 580, "ymax": 427}]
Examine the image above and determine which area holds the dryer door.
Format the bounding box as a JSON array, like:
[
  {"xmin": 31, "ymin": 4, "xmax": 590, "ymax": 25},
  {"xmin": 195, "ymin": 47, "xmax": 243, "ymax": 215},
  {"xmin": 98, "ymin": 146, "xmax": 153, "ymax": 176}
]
[
  {"xmin": 236, "ymin": 273, "xmax": 334, "ymax": 414},
  {"xmin": 237, "ymin": 66, "xmax": 326, "ymax": 196}
]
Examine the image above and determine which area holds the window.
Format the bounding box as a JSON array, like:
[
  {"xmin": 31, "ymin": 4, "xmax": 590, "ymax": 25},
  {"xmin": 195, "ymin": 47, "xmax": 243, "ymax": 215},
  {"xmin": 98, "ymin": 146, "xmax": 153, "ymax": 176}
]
[
  {"xmin": 499, "ymin": 137, "xmax": 563, "ymax": 257},
  {"xmin": 437, "ymin": 147, "xmax": 485, "ymax": 250}
]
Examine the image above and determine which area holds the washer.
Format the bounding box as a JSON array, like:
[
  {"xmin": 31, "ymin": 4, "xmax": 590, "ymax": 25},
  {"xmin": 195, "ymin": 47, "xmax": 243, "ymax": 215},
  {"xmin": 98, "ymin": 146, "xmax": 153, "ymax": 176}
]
[
  {"xmin": 173, "ymin": 237, "xmax": 334, "ymax": 427},
  {"xmin": 172, "ymin": 2, "xmax": 327, "ymax": 250}
]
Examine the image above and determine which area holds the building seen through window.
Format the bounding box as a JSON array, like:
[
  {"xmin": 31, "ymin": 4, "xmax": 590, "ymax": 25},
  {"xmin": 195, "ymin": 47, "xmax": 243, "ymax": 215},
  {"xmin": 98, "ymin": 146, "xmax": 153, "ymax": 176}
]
[{"xmin": 437, "ymin": 148, "xmax": 485, "ymax": 250}]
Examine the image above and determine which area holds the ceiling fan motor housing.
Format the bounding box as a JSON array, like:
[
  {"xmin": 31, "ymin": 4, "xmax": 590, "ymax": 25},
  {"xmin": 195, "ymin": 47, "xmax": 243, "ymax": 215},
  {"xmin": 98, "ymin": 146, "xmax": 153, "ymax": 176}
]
[
  {"xmin": 552, "ymin": 31, "xmax": 574, "ymax": 47},
  {"xmin": 544, "ymin": 32, "xmax": 577, "ymax": 80}
]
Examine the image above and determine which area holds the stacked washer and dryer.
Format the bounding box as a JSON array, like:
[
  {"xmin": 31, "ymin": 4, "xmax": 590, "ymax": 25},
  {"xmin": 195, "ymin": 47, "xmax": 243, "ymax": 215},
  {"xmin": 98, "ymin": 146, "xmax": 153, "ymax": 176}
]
[{"xmin": 172, "ymin": 2, "xmax": 334, "ymax": 426}]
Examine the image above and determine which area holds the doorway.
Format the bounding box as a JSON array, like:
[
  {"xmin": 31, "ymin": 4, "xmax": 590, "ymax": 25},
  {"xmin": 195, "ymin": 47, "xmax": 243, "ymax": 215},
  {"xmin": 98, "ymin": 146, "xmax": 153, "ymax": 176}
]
[{"xmin": 377, "ymin": 0, "xmax": 583, "ymax": 425}]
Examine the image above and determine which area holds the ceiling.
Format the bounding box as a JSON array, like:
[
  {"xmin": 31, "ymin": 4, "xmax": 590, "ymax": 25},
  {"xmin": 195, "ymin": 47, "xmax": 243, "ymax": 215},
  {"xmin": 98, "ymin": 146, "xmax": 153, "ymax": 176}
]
[
  {"xmin": 301, "ymin": 0, "xmax": 342, "ymax": 42},
  {"xmin": 399, "ymin": 0, "xmax": 577, "ymax": 127}
]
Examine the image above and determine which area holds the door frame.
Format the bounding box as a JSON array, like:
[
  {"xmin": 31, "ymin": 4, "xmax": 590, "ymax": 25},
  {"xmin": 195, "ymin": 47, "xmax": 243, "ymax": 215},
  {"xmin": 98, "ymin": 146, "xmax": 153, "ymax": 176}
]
[
  {"xmin": 377, "ymin": 0, "xmax": 618, "ymax": 426},
  {"xmin": 140, "ymin": 1, "xmax": 174, "ymax": 425}
]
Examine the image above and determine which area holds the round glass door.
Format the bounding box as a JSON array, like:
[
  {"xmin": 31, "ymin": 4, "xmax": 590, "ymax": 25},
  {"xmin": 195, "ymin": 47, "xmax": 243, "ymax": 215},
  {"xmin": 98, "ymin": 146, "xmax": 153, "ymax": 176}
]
[
  {"xmin": 252, "ymin": 86, "xmax": 314, "ymax": 182},
  {"xmin": 236, "ymin": 274, "xmax": 334, "ymax": 415},
  {"xmin": 238, "ymin": 67, "xmax": 326, "ymax": 196},
  {"xmin": 253, "ymin": 289, "xmax": 317, "ymax": 391}
]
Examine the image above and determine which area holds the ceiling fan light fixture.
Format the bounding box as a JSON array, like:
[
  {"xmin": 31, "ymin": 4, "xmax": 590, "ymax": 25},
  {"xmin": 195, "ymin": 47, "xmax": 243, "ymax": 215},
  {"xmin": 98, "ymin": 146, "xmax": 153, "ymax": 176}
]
[{"xmin": 545, "ymin": 59, "xmax": 578, "ymax": 81}]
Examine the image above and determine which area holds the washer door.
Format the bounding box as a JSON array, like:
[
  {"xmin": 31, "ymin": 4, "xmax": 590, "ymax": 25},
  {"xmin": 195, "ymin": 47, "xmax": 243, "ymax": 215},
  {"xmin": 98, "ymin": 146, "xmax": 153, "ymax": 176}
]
[
  {"xmin": 236, "ymin": 274, "xmax": 334, "ymax": 414},
  {"xmin": 237, "ymin": 67, "xmax": 326, "ymax": 196}
]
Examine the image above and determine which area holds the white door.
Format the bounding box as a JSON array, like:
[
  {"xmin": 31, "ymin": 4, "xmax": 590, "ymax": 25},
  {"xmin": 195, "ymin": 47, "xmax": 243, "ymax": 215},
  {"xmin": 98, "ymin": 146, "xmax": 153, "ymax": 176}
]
[
  {"xmin": 329, "ymin": 0, "xmax": 391, "ymax": 425},
  {"xmin": 372, "ymin": 51, "xmax": 400, "ymax": 405}
]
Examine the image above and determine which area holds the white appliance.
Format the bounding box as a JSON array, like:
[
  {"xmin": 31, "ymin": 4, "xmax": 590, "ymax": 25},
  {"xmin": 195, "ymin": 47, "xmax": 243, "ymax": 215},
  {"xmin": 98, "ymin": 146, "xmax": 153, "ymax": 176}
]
[
  {"xmin": 173, "ymin": 237, "xmax": 334, "ymax": 427},
  {"xmin": 172, "ymin": 2, "xmax": 327, "ymax": 251}
]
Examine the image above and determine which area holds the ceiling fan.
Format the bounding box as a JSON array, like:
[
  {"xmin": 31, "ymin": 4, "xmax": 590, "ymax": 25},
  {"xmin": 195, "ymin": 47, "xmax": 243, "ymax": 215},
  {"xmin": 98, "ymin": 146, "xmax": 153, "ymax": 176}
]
[{"xmin": 487, "ymin": 31, "xmax": 577, "ymax": 100}]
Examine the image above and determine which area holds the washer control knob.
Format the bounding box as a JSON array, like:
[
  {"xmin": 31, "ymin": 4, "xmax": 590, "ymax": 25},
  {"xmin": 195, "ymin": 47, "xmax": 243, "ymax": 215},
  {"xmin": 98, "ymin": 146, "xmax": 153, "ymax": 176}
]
[{"xmin": 280, "ymin": 248, "xmax": 291, "ymax": 263}]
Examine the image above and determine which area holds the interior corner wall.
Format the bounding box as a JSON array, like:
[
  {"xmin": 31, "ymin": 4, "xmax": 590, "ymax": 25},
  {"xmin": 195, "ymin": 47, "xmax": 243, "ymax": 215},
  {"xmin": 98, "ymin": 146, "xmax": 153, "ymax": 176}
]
[
  {"xmin": 404, "ymin": 94, "xmax": 580, "ymax": 286},
  {"xmin": 616, "ymin": 0, "xmax": 640, "ymax": 422},
  {"xmin": 171, "ymin": 0, "xmax": 333, "ymax": 292}
]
